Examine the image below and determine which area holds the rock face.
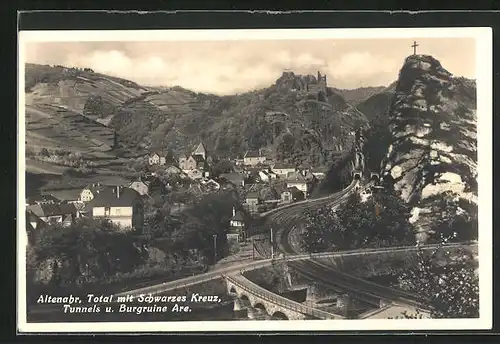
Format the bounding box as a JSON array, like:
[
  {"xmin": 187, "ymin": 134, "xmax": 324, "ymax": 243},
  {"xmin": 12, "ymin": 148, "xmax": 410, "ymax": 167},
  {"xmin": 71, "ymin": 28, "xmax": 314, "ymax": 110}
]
[{"xmin": 382, "ymin": 55, "xmax": 477, "ymax": 241}]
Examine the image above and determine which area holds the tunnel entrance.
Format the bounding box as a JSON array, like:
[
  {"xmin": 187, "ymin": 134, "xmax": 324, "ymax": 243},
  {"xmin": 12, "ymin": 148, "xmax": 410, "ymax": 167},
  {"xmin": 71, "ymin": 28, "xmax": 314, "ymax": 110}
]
[
  {"xmin": 353, "ymin": 172, "xmax": 361, "ymax": 180},
  {"xmin": 370, "ymin": 173, "xmax": 379, "ymax": 182}
]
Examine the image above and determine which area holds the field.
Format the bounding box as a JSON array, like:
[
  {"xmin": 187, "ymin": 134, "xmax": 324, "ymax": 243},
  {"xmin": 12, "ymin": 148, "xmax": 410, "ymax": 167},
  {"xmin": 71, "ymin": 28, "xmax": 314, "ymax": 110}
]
[
  {"xmin": 26, "ymin": 104, "xmax": 116, "ymax": 151},
  {"xmin": 25, "ymin": 159, "xmax": 69, "ymax": 175}
]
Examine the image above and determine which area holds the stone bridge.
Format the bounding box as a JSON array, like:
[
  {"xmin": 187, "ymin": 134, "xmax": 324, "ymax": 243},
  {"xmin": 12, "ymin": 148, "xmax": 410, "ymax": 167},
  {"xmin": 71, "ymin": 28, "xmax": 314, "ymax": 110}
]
[{"xmin": 224, "ymin": 274, "xmax": 344, "ymax": 320}]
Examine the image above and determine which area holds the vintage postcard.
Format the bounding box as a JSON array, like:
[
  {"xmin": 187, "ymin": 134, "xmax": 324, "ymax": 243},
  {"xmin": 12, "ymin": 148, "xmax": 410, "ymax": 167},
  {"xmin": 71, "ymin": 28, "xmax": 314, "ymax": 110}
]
[{"xmin": 17, "ymin": 27, "xmax": 492, "ymax": 333}]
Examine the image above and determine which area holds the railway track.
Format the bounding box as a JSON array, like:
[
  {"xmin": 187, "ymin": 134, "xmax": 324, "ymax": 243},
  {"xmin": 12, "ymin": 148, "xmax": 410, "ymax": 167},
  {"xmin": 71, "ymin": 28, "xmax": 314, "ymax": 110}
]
[{"xmin": 288, "ymin": 259, "xmax": 431, "ymax": 310}]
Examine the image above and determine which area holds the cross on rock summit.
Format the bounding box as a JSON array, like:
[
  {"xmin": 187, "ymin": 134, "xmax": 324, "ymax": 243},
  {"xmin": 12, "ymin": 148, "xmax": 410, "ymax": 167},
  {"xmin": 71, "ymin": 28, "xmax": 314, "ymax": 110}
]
[{"xmin": 412, "ymin": 40, "xmax": 419, "ymax": 55}]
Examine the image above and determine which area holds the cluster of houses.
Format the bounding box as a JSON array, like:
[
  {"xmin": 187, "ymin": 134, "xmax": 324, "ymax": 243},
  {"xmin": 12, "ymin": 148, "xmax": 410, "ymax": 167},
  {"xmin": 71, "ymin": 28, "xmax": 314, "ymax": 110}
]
[
  {"xmin": 26, "ymin": 182, "xmax": 146, "ymax": 243},
  {"xmin": 25, "ymin": 141, "xmax": 330, "ymax": 246}
]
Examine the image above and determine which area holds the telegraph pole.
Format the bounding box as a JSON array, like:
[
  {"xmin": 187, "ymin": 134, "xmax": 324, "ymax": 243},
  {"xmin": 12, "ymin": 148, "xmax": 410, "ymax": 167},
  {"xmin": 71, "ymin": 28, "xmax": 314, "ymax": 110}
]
[
  {"xmin": 252, "ymin": 237, "xmax": 255, "ymax": 260},
  {"xmin": 270, "ymin": 227, "xmax": 274, "ymax": 259},
  {"xmin": 213, "ymin": 234, "xmax": 217, "ymax": 263}
]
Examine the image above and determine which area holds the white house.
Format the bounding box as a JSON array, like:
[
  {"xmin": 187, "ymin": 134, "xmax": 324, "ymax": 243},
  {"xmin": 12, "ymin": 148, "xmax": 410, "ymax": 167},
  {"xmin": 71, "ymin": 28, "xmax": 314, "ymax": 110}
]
[
  {"xmin": 272, "ymin": 163, "xmax": 296, "ymax": 177},
  {"xmin": 148, "ymin": 153, "xmax": 166, "ymax": 166},
  {"xmin": 200, "ymin": 178, "xmax": 220, "ymax": 190},
  {"xmin": 286, "ymin": 171, "xmax": 313, "ymax": 195},
  {"xmin": 87, "ymin": 185, "xmax": 143, "ymax": 231},
  {"xmin": 80, "ymin": 183, "xmax": 106, "ymax": 202},
  {"xmin": 243, "ymin": 150, "xmax": 266, "ymax": 166}
]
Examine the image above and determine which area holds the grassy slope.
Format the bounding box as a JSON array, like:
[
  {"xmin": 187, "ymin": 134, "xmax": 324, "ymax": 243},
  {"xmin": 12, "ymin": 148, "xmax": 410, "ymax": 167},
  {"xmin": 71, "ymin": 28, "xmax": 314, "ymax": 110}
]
[{"xmin": 25, "ymin": 63, "xmax": 148, "ymax": 154}]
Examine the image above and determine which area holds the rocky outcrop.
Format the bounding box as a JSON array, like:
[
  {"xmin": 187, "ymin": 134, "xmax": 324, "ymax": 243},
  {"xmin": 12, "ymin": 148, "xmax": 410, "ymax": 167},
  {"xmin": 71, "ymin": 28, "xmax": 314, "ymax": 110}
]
[{"xmin": 382, "ymin": 55, "xmax": 477, "ymax": 241}]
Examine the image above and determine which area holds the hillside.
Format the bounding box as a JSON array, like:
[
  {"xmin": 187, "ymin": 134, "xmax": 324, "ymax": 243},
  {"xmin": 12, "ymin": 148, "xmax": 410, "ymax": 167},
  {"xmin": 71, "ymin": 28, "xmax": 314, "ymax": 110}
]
[
  {"xmin": 24, "ymin": 64, "xmax": 150, "ymax": 157},
  {"xmin": 381, "ymin": 55, "xmax": 477, "ymax": 242},
  {"xmin": 25, "ymin": 64, "xmax": 376, "ymax": 170},
  {"xmin": 109, "ymin": 71, "xmax": 369, "ymax": 167},
  {"xmin": 331, "ymin": 86, "xmax": 387, "ymax": 105}
]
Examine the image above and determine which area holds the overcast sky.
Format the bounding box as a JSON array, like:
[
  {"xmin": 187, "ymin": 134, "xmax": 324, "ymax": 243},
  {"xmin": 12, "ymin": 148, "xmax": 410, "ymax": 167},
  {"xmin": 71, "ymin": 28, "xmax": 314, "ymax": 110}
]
[{"xmin": 25, "ymin": 38, "xmax": 475, "ymax": 95}]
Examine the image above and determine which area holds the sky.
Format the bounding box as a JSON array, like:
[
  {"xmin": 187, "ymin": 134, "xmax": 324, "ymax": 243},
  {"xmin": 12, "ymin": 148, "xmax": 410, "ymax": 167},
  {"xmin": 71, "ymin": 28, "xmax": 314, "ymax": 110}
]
[{"xmin": 24, "ymin": 38, "xmax": 476, "ymax": 95}]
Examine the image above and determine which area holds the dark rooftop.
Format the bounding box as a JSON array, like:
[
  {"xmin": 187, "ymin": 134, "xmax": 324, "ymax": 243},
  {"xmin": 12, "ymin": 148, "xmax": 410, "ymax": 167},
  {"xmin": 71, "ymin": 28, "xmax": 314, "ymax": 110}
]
[
  {"xmin": 231, "ymin": 211, "xmax": 245, "ymax": 222},
  {"xmin": 87, "ymin": 186, "xmax": 141, "ymax": 208},
  {"xmin": 27, "ymin": 203, "xmax": 78, "ymax": 218}
]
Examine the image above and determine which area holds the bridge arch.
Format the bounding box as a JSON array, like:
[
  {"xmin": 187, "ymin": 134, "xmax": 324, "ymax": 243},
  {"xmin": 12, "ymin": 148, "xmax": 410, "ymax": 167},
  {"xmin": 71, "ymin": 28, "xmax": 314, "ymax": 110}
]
[
  {"xmin": 271, "ymin": 311, "xmax": 289, "ymax": 320},
  {"xmin": 229, "ymin": 286, "xmax": 237, "ymax": 294},
  {"xmin": 254, "ymin": 302, "xmax": 267, "ymax": 312},
  {"xmin": 240, "ymin": 294, "xmax": 250, "ymax": 302}
]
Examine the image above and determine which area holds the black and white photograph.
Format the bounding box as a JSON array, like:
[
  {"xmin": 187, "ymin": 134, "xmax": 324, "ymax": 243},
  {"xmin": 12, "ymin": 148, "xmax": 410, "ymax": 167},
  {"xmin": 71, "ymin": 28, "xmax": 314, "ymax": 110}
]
[{"xmin": 17, "ymin": 27, "xmax": 492, "ymax": 333}]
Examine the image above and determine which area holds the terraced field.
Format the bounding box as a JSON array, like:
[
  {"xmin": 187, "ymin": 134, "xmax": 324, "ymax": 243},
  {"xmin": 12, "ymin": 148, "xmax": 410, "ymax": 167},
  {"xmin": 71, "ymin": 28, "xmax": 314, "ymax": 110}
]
[{"xmin": 25, "ymin": 104, "xmax": 115, "ymax": 152}]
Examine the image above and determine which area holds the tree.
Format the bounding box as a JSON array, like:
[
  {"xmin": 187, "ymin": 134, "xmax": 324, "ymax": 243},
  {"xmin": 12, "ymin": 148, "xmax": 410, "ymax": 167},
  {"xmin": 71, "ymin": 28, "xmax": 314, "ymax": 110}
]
[
  {"xmin": 397, "ymin": 238, "xmax": 479, "ymax": 318},
  {"xmin": 211, "ymin": 159, "xmax": 234, "ymax": 176},
  {"xmin": 301, "ymin": 207, "xmax": 348, "ymax": 253},
  {"xmin": 428, "ymin": 192, "xmax": 478, "ymax": 243},
  {"xmin": 83, "ymin": 95, "xmax": 115, "ymax": 118},
  {"xmin": 302, "ymin": 187, "xmax": 415, "ymax": 252},
  {"xmin": 31, "ymin": 218, "xmax": 148, "ymax": 286},
  {"xmin": 338, "ymin": 188, "xmax": 414, "ymax": 248},
  {"xmin": 40, "ymin": 148, "xmax": 50, "ymax": 157}
]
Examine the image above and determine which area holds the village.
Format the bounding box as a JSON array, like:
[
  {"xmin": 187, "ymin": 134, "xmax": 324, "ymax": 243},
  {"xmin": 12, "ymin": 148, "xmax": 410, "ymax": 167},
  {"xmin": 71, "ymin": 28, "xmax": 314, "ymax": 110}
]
[{"xmin": 25, "ymin": 141, "xmax": 329, "ymax": 248}]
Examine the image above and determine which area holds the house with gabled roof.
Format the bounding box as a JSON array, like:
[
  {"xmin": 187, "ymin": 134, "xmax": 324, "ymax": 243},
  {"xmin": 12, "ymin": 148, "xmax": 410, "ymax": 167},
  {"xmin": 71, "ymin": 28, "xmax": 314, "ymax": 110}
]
[
  {"xmin": 245, "ymin": 192, "xmax": 261, "ymax": 213},
  {"xmin": 288, "ymin": 186, "xmax": 305, "ymax": 202},
  {"xmin": 26, "ymin": 202, "xmax": 80, "ymax": 227},
  {"xmin": 193, "ymin": 142, "xmax": 207, "ymax": 160},
  {"xmin": 286, "ymin": 171, "xmax": 313, "ymax": 196},
  {"xmin": 228, "ymin": 206, "xmax": 246, "ymax": 242},
  {"xmin": 298, "ymin": 168, "xmax": 318, "ymax": 183},
  {"xmin": 86, "ymin": 185, "xmax": 143, "ymax": 231},
  {"xmin": 272, "ymin": 163, "xmax": 296, "ymax": 177},
  {"xmin": 243, "ymin": 149, "xmax": 266, "ymax": 166},
  {"xmin": 192, "ymin": 154, "xmax": 207, "ymax": 170},
  {"xmin": 148, "ymin": 152, "xmax": 167, "ymax": 166},
  {"xmin": 200, "ymin": 178, "xmax": 220, "ymax": 191},
  {"xmin": 128, "ymin": 180, "xmax": 149, "ymax": 196}
]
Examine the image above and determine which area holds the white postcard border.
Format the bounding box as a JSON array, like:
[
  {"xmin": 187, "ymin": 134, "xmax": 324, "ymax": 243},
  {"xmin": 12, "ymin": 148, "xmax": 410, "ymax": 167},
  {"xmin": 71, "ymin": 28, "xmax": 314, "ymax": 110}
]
[{"xmin": 17, "ymin": 27, "xmax": 493, "ymax": 333}]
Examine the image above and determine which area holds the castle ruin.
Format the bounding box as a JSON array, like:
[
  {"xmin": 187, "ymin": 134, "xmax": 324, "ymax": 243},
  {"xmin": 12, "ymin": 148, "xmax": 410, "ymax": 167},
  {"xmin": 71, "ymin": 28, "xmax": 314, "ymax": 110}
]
[{"xmin": 306, "ymin": 71, "xmax": 328, "ymax": 100}]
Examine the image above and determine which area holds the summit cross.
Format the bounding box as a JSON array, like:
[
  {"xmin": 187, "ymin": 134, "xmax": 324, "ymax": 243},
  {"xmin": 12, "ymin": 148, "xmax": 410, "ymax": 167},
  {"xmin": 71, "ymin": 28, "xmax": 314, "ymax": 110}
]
[{"xmin": 411, "ymin": 40, "xmax": 419, "ymax": 55}]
